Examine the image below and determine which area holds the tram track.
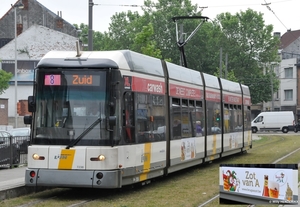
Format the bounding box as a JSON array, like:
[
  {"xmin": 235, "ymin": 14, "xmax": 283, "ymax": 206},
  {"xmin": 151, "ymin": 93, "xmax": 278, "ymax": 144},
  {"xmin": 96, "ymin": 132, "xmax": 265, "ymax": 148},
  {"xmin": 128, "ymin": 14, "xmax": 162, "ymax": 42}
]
[
  {"xmin": 15, "ymin": 196, "xmax": 57, "ymax": 207},
  {"xmin": 65, "ymin": 199, "xmax": 96, "ymax": 207}
]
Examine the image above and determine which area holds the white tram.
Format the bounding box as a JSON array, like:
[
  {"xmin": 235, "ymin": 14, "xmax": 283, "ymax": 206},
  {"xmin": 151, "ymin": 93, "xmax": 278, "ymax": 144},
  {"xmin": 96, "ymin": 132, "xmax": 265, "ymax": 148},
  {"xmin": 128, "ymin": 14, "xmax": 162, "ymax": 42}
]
[{"xmin": 24, "ymin": 50, "xmax": 252, "ymax": 188}]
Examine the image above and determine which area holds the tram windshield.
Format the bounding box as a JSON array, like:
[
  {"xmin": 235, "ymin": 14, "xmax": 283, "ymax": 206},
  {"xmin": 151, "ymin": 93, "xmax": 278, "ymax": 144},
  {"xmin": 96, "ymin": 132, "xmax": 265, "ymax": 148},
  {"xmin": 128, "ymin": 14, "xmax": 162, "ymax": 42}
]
[{"xmin": 32, "ymin": 69, "xmax": 109, "ymax": 146}]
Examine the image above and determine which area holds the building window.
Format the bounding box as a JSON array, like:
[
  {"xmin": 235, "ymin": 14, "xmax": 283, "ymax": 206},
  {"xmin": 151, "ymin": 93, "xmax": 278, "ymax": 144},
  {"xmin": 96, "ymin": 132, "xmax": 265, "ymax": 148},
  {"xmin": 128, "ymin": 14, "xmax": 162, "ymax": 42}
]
[
  {"xmin": 284, "ymin": 89, "xmax": 293, "ymax": 101},
  {"xmin": 284, "ymin": 67, "xmax": 293, "ymax": 78}
]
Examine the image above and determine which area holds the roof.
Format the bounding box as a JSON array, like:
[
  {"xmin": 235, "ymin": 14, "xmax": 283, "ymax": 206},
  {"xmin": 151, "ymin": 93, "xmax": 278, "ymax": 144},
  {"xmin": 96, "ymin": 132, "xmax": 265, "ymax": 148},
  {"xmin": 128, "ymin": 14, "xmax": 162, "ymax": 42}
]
[
  {"xmin": 280, "ymin": 29, "xmax": 300, "ymax": 49},
  {"xmin": 0, "ymin": 24, "xmax": 77, "ymax": 60}
]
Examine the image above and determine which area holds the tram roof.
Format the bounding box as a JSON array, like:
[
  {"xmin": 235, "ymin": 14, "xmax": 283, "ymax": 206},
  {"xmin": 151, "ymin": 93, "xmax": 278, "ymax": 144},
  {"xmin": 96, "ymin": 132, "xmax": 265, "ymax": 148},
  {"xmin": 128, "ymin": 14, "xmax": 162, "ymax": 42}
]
[
  {"xmin": 241, "ymin": 84, "xmax": 251, "ymax": 96},
  {"xmin": 37, "ymin": 50, "xmax": 165, "ymax": 77},
  {"xmin": 202, "ymin": 73, "xmax": 220, "ymax": 89},
  {"xmin": 166, "ymin": 62, "xmax": 202, "ymax": 86},
  {"xmin": 220, "ymin": 78, "xmax": 241, "ymax": 94}
]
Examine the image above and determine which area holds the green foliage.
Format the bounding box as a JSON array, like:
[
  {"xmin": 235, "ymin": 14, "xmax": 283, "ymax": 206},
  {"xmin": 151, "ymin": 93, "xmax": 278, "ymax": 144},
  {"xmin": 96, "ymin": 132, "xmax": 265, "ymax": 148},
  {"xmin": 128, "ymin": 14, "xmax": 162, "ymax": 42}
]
[
  {"xmin": 132, "ymin": 23, "xmax": 161, "ymax": 58},
  {"xmin": 0, "ymin": 68, "xmax": 13, "ymax": 95},
  {"xmin": 214, "ymin": 68, "xmax": 238, "ymax": 83},
  {"xmin": 74, "ymin": 0, "xmax": 281, "ymax": 104}
]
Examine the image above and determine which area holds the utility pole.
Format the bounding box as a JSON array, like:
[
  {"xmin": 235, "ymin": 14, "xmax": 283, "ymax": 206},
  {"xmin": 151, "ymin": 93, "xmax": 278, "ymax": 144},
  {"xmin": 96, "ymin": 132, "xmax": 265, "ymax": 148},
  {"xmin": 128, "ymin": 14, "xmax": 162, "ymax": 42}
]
[
  {"xmin": 225, "ymin": 53, "xmax": 228, "ymax": 79},
  {"xmin": 270, "ymin": 65, "xmax": 274, "ymax": 111},
  {"xmin": 88, "ymin": 0, "xmax": 93, "ymax": 51},
  {"xmin": 219, "ymin": 47, "xmax": 222, "ymax": 78}
]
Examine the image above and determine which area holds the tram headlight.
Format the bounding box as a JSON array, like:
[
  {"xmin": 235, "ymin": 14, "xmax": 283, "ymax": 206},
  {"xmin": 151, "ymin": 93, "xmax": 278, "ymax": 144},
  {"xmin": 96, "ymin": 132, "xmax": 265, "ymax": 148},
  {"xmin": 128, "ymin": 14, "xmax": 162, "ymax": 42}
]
[
  {"xmin": 32, "ymin": 153, "xmax": 45, "ymax": 160},
  {"xmin": 98, "ymin": 155, "xmax": 106, "ymax": 161},
  {"xmin": 90, "ymin": 154, "xmax": 106, "ymax": 161}
]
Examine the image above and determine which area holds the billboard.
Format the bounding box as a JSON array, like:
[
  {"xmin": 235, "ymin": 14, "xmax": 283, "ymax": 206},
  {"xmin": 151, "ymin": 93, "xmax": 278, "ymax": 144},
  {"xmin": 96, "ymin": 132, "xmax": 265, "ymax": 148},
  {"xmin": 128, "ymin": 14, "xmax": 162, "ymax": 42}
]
[
  {"xmin": 219, "ymin": 164, "xmax": 298, "ymax": 205},
  {"xmin": 1, "ymin": 60, "xmax": 38, "ymax": 82}
]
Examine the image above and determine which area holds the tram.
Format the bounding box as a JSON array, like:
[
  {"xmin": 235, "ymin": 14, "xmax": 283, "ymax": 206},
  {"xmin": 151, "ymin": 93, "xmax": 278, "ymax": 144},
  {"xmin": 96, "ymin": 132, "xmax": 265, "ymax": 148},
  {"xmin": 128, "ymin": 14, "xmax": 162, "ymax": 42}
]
[{"xmin": 24, "ymin": 49, "xmax": 252, "ymax": 188}]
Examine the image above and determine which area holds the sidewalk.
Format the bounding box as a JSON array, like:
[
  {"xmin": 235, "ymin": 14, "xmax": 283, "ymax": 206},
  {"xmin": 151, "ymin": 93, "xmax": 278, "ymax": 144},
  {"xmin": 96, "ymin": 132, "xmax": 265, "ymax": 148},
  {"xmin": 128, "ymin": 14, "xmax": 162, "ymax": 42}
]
[
  {"xmin": 0, "ymin": 166, "xmax": 51, "ymax": 200},
  {"xmin": 0, "ymin": 166, "xmax": 27, "ymax": 200}
]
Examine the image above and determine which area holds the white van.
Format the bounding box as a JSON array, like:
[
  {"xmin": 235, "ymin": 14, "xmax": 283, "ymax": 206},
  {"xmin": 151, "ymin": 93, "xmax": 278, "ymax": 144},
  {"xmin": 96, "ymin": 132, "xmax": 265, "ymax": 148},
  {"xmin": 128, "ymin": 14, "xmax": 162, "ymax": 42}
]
[{"xmin": 251, "ymin": 111, "xmax": 295, "ymax": 133}]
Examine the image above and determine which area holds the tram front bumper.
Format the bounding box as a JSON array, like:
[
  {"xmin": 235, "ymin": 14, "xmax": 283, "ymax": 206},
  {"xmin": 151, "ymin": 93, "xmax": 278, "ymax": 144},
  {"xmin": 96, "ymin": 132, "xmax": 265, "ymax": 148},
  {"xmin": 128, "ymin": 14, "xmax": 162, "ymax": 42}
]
[{"xmin": 25, "ymin": 168, "xmax": 122, "ymax": 188}]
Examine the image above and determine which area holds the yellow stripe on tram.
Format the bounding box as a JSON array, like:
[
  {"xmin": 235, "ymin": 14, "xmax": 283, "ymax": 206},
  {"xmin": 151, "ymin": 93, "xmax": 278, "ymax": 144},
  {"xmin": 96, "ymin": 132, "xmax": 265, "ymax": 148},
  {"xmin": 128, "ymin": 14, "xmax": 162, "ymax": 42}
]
[
  {"xmin": 210, "ymin": 134, "xmax": 217, "ymax": 160},
  {"xmin": 58, "ymin": 149, "xmax": 76, "ymax": 170},
  {"xmin": 140, "ymin": 143, "xmax": 152, "ymax": 181}
]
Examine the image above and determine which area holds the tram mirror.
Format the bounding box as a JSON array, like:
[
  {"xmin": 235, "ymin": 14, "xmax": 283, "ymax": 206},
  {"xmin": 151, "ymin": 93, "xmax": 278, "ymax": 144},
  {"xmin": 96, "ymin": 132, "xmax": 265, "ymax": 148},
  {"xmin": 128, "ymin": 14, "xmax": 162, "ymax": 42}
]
[
  {"xmin": 24, "ymin": 115, "xmax": 32, "ymax": 125},
  {"xmin": 109, "ymin": 116, "xmax": 116, "ymax": 126},
  {"xmin": 109, "ymin": 101, "xmax": 115, "ymax": 114},
  {"xmin": 28, "ymin": 96, "xmax": 36, "ymax": 112}
]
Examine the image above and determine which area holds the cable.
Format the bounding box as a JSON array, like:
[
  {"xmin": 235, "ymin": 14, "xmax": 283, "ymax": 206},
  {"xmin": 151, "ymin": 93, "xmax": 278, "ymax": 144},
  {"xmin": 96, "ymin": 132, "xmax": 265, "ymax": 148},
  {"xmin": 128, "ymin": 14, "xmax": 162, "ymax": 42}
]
[
  {"xmin": 94, "ymin": 4, "xmax": 142, "ymax": 7},
  {"xmin": 262, "ymin": 0, "xmax": 290, "ymax": 31}
]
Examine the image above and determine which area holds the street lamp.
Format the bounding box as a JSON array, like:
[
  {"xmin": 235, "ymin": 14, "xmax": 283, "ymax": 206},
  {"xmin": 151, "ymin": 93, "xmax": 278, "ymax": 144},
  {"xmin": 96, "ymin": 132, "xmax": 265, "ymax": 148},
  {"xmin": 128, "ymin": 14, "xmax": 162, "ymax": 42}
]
[{"xmin": 13, "ymin": 1, "xmax": 24, "ymax": 128}]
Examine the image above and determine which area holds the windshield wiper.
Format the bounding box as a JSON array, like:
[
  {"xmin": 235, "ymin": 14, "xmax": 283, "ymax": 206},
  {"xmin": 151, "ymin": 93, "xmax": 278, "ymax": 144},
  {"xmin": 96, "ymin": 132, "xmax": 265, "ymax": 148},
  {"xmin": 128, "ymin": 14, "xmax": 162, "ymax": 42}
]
[{"xmin": 66, "ymin": 117, "xmax": 102, "ymax": 149}]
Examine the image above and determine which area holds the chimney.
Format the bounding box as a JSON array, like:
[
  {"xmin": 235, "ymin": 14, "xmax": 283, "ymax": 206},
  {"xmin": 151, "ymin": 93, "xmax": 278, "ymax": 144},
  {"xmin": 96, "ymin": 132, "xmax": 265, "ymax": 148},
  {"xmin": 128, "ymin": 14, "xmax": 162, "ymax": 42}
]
[
  {"xmin": 273, "ymin": 32, "xmax": 281, "ymax": 38},
  {"xmin": 22, "ymin": 0, "xmax": 29, "ymax": 10}
]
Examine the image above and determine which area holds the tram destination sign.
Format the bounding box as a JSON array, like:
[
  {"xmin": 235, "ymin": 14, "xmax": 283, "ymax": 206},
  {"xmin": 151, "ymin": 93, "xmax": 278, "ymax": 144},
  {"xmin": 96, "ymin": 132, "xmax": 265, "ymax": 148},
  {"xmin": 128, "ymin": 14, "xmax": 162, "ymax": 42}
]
[{"xmin": 44, "ymin": 74, "xmax": 101, "ymax": 86}]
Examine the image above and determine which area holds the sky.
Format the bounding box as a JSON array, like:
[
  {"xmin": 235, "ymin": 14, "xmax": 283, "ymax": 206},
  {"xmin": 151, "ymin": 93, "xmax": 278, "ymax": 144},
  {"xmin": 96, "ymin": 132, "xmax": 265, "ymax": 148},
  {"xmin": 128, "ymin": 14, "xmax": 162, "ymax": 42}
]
[{"xmin": 0, "ymin": 0, "xmax": 299, "ymax": 36}]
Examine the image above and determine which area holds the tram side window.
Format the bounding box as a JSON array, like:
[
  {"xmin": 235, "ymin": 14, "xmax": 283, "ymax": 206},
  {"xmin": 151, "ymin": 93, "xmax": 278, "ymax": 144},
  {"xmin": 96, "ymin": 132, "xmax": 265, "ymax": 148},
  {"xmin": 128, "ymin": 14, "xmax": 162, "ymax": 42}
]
[
  {"xmin": 207, "ymin": 101, "xmax": 221, "ymax": 135},
  {"xmin": 181, "ymin": 99, "xmax": 192, "ymax": 138},
  {"xmin": 151, "ymin": 95, "xmax": 166, "ymax": 141},
  {"xmin": 136, "ymin": 93, "xmax": 150, "ymax": 143},
  {"xmin": 194, "ymin": 101, "xmax": 203, "ymax": 137},
  {"xmin": 236, "ymin": 105, "xmax": 243, "ymax": 131},
  {"xmin": 244, "ymin": 106, "xmax": 251, "ymax": 130},
  {"xmin": 136, "ymin": 93, "xmax": 166, "ymax": 143},
  {"xmin": 224, "ymin": 104, "xmax": 230, "ymax": 133},
  {"xmin": 124, "ymin": 92, "xmax": 135, "ymax": 143},
  {"xmin": 172, "ymin": 98, "xmax": 181, "ymax": 139}
]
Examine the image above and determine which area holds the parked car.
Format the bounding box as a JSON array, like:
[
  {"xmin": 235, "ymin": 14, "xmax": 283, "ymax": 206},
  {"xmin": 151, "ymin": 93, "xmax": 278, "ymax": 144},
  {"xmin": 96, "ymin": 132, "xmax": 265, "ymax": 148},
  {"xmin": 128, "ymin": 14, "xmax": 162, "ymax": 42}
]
[
  {"xmin": 0, "ymin": 130, "xmax": 11, "ymax": 145},
  {"xmin": 9, "ymin": 127, "xmax": 31, "ymax": 137},
  {"xmin": 8, "ymin": 127, "xmax": 30, "ymax": 154},
  {"xmin": 251, "ymin": 111, "xmax": 294, "ymax": 133},
  {"xmin": 0, "ymin": 130, "xmax": 20, "ymax": 166}
]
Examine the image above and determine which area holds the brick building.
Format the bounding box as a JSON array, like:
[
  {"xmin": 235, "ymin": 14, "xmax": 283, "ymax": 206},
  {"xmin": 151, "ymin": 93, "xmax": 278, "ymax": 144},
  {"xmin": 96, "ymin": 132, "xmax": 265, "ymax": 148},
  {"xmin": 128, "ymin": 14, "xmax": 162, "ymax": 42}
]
[{"xmin": 0, "ymin": 0, "xmax": 78, "ymax": 49}]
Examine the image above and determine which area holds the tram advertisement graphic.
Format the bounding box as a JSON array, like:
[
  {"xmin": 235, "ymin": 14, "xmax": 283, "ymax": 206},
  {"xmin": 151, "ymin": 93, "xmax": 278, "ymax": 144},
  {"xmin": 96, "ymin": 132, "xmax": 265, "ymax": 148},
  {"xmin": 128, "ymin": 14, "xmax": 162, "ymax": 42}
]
[
  {"xmin": 220, "ymin": 166, "xmax": 298, "ymax": 201},
  {"xmin": 180, "ymin": 138, "xmax": 196, "ymax": 161}
]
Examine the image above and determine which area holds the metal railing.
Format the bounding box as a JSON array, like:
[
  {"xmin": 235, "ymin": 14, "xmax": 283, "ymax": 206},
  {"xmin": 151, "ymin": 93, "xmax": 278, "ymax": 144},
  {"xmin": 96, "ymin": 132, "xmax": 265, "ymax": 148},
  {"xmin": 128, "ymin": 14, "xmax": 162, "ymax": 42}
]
[{"xmin": 0, "ymin": 136, "xmax": 29, "ymax": 168}]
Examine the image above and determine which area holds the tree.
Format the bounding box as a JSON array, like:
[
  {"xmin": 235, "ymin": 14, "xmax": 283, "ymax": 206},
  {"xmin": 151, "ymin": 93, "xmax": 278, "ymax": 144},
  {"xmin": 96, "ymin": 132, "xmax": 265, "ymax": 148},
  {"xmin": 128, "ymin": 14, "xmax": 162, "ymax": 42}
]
[
  {"xmin": 0, "ymin": 68, "xmax": 13, "ymax": 95},
  {"xmin": 143, "ymin": 0, "xmax": 200, "ymax": 64},
  {"xmin": 132, "ymin": 23, "xmax": 162, "ymax": 59},
  {"xmin": 75, "ymin": 2, "xmax": 281, "ymax": 104},
  {"xmin": 74, "ymin": 23, "xmax": 109, "ymax": 51},
  {"xmin": 206, "ymin": 9, "xmax": 280, "ymax": 104}
]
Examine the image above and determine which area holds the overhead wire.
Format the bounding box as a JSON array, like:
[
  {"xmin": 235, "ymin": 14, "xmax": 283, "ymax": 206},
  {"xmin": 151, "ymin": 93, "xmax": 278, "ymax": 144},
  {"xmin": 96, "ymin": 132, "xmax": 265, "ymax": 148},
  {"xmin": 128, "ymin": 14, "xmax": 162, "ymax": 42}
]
[
  {"xmin": 262, "ymin": 0, "xmax": 290, "ymax": 31},
  {"xmin": 261, "ymin": 0, "xmax": 300, "ymax": 49}
]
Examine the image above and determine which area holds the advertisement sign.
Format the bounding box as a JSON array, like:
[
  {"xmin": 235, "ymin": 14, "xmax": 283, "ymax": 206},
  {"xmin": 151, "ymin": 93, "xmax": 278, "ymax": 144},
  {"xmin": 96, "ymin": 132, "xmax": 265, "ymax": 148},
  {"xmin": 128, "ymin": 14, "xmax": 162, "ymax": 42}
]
[
  {"xmin": 1, "ymin": 60, "xmax": 38, "ymax": 82},
  {"xmin": 220, "ymin": 165, "xmax": 298, "ymax": 204},
  {"xmin": 180, "ymin": 138, "xmax": 196, "ymax": 161}
]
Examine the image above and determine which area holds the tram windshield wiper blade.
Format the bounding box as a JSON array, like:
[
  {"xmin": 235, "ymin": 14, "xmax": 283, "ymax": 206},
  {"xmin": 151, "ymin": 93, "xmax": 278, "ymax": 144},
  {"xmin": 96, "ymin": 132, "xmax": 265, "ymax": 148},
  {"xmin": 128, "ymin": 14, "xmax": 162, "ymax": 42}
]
[{"xmin": 66, "ymin": 117, "xmax": 102, "ymax": 149}]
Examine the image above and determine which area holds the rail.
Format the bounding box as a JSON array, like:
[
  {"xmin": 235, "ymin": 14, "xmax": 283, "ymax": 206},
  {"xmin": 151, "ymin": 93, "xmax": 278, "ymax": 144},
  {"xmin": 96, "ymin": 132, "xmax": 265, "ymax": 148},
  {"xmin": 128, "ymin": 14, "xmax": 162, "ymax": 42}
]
[{"xmin": 0, "ymin": 135, "xmax": 29, "ymax": 168}]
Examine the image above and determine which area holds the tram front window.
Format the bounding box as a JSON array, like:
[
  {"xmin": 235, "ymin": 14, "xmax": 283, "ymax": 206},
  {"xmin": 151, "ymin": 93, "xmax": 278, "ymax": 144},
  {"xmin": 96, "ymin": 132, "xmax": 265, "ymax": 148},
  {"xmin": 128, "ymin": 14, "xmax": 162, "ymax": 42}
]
[{"xmin": 33, "ymin": 70, "xmax": 110, "ymax": 146}]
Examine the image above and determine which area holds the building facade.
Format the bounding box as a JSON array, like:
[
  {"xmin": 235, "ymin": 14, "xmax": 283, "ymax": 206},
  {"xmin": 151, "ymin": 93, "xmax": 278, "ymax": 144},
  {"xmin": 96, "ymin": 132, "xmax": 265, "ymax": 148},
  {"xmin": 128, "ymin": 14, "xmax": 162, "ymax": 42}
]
[
  {"xmin": 0, "ymin": 0, "xmax": 78, "ymax": 48},
  {"xmin": 0, "ymin": 0, "xmax": 79, "ymax": 127},
  {"xmin": 255, "ymin": 30, "xmax": 300, "ymax": 121}
]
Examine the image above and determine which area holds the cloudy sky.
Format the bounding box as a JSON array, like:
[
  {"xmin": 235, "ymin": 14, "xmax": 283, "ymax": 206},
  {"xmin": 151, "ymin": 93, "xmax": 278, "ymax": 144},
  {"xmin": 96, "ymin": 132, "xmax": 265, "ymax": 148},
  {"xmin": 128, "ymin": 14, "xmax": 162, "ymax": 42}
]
[{"xmin": 0, "ymin": 0, "xmax": 299, "ymax": 36}]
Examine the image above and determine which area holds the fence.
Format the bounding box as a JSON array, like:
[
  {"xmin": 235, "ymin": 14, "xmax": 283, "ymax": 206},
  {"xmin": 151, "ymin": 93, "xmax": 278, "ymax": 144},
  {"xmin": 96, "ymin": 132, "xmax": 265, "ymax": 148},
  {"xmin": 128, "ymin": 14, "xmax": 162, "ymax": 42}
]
[{"xmin": 0, "ymin": 135, "xmax": 29, "ymax": 168}]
